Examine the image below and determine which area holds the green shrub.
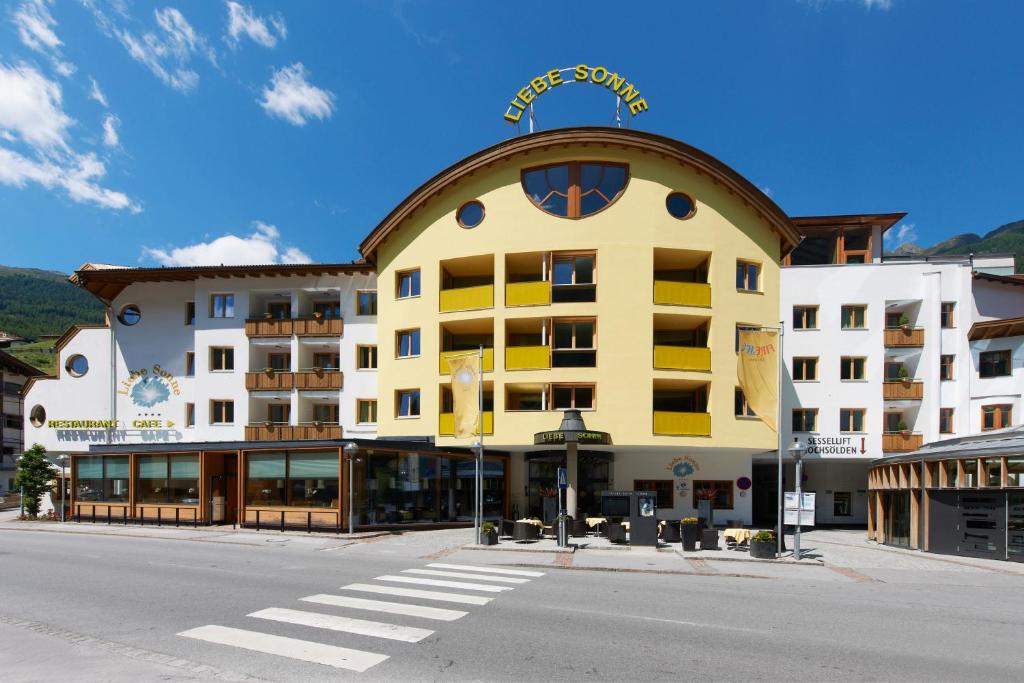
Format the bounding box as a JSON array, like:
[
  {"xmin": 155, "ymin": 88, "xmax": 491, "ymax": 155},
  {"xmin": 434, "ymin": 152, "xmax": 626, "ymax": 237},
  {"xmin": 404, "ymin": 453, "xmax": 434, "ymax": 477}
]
[{"xmin": 752, "ymin": 529, "xmax": 775, "ymax": 543}]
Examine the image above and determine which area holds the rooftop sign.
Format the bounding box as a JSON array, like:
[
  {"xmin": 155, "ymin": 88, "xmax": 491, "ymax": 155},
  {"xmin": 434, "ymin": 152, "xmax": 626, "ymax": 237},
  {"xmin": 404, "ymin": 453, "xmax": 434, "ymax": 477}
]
[{"xmin": 504, "ymin": 64, "xmax": 649, "ymax": 125}]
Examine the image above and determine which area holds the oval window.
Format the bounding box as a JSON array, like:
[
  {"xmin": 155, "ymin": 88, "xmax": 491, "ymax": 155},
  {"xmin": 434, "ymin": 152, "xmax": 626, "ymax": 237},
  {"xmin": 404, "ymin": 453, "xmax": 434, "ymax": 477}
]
[
  {"xmin": 666, "ymin": 192, "xmax": 696, "ymax": 219},
  {"xmin": 66, "ymin": 354, "xmax": 89, "ymax": 377},
  {"xmin": 30, "ymin": 404, "xmax": 46, "ymax": 428},
  {"xmin": 118, "ymin": 304, "xmax": 141, "ymax": 326},
  {"xmin": 456, "ymin": 200, "xmax": 485, "ymax": 228},
  {"xmin": 522, "ymin": 162, "xmax": 628, "ymax": 218}
]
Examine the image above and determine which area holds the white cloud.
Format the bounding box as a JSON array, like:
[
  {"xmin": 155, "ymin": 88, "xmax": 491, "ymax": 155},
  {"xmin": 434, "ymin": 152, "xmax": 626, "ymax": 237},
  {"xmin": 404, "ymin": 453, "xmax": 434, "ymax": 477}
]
[
  {"xmin": 0, "ymin": 62, "xmax": 72, "ymax": 149},
  {"xmin": 0, "ymin": 146, "xmax": 140, "ymax": 212},
  {"xmin": 102, "ymin": 114, "xmax": 119, "ymax": 147},
  {"xmin": 88, "ymin": 77, "xmax": 108, "ymax": 107},
  {"xmin": 862, "ymin": 0, "xmax": 892, "ymax": 9},
  {"xmin": 225, "ymin": 1, "xmax": 286, "ymax": 49},
  {"xmin": 11, "ymin": 0, "xmax": 76, "ymax": 77},
  {"xmin": 259, "ymin": 63, "xmax": 335, "ymax": 126},
  {"xmin": 885, "ymin": 222, "xmax": 918, "ymax": 249},
  {"xmin": 143, "ymin": 222, "xmax": 311, "ymax": 266}
]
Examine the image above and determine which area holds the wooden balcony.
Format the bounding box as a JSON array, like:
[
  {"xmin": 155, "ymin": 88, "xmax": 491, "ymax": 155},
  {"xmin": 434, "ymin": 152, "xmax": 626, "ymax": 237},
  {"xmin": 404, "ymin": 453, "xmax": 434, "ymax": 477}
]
[
  {"xmin": 653, "ymin": 281, "xmax": 711, "ymax": 307},
  {"xmin": 505, "ymin": 345, "xmax": 551, "ymax": 370},
  {"xmin": 439, "ymin": 348, "xmax": 494, "ymax": 374},
  {"xmin": 883, "ymin": 380, "xmax": 923, "ymax": 400},
  {"xmin": 882, "ymin": 432, "xmax": 923, "ymax": 453},
  {"xmin": 246, "ymin": 371, "xmax": 294, "ymax": 390},
  {"xmin": 884, "ymin": 327, "xmax": 924, "ymax": 347},
  {"xmin": 295, "ymin": 370, "xmax": 343, "ymax": 390},
  {"xmin": 295, "ymin": 317, "xmax": 343, "ymax": 337},
  {"xmin": 245, "ymin": 423, "xmax": 343, "ymax": 441},
  {"xmin": 439, "ymin": 284, "xmax": 494, "ymax": 312},
  {"xmin": 439, "ymin": 411, "xmax": 494, "ymax": 436},
  {"xmin": 653, "ymin": 411, "xmax": 711, "ymax": 436},
  {"xmin": 505, "ymin": 281, "xmax": 550, "ymax": 306},
  {"xmin": 653, "ymin": 345, "xmax": 711, "ymax": 371},
  {"xmin": 245, "ymin": 318, "xmax": 293, "ymax": 337}
]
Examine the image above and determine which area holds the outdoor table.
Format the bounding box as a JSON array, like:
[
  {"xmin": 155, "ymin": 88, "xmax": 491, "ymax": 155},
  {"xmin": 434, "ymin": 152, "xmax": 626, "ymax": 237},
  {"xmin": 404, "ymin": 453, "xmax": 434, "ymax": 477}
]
[
  {"xmin": 724, "ymin": 528, "xmax": 753, "ymax": 545},
  {"xmin": 584, "ymin": 517, "xmax": 606, "ymax": 528},
  {"xmin": 517, "ymin": 518, "xmax": 544, "ymax": 528}
]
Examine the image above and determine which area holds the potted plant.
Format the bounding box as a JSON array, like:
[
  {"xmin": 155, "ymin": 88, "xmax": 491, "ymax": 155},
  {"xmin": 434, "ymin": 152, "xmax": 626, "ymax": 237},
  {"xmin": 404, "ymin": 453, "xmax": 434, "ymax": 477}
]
[
  {"xmin": 898, "ymin": 366, "xmax": 910, "ymax": 384},
  {"xmin": 898, "ymin": 313, "xmax": 910, "ymax": 332},
  {"xmin": 694, "ymin": 485, "xmax": 716, "ymax": 528},
  {"xmin": 313, "ymin": 310, "xmax": 324, "ymax": 319},
  {"xmin": 750, "ymin": 529, "xmax": 776, "ymax": 559},
  {"xmin": 480, "ymin": 521, "xmax": 498, "ymax": 546},
  {"xmin": 263, "ymin": 366, "xmax": 274, "ymax": 374},
  {"xmin": 681, "ymin": 516, "xmax": 700, "ymax": 551},
  {"xmin": 897, "ymin": 419, "xmax": 910, "ymax": 436}
]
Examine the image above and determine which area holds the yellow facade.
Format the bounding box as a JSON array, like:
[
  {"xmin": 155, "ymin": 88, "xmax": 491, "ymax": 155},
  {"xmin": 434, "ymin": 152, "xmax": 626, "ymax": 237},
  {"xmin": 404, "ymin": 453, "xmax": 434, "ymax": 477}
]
[{"xmin": 370, "ymin": 132, "xmax": 786, "ymax": 451}]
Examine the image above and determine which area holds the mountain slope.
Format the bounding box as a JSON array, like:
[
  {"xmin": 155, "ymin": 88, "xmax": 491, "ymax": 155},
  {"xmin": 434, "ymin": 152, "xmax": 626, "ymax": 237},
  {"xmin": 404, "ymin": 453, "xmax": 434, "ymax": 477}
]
[
  {"xmin": 888, "ymin": 219, "xmax": 1024, "ymax": 272},
  {"xmin": 0, "ymin": 265, "xmax": 105, "ymax": 340}
]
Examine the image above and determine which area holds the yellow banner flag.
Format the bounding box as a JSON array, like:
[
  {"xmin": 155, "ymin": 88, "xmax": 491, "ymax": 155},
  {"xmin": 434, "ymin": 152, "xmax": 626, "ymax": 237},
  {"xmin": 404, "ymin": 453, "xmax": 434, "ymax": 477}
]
[
  {"xmin": 737, "ymin": 329, "xmax": 779, "ymax": 432},
  {"xmin": 447, "ymin": 352, "xmax": 481, "ymax": 439}
]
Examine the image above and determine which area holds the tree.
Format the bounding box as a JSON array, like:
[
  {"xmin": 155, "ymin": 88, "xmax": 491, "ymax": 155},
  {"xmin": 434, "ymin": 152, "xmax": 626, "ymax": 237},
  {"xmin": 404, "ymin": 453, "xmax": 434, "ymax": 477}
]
[{"xmin": 15, "ymin": 444, "xmax": 56, "ymax": 518}]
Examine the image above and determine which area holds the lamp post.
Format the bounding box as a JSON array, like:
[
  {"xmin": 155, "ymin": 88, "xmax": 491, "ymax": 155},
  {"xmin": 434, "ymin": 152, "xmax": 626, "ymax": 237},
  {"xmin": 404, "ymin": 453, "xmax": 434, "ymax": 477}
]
[
  {"xmin": 343, "ymin": 442, "xmax": 360, "ymax": 536},
  {"xmin": 472, "ymin": 440, "xmax": 483, "ymax": 545},
  {"xmin": 59, "ymin": 454, "xmax": 68, "ymax": 523},
  {"xmin": 789, "ymin": 438, "xmax": 804, "ymax": 560}
]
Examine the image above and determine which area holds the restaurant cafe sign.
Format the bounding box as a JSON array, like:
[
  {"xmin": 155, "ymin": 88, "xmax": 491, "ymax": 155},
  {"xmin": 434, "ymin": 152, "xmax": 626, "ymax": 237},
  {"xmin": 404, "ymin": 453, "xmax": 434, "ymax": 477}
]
[{"xmin": 504, "ymin": 64, "xmax": 650, "ymax": 124}]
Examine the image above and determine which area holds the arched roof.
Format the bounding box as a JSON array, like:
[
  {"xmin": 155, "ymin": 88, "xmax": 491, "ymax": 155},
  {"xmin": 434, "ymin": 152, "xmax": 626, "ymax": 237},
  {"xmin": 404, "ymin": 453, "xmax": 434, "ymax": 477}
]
[{"xmin": 359, "ymin": 126, "xmax": 802, "ymax": 261}]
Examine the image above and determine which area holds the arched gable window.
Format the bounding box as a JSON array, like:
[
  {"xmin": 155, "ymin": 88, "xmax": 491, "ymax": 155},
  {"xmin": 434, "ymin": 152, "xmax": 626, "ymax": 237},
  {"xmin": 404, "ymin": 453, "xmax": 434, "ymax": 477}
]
[{"xmin": 522, "ymin": 162, "xmax": 628, "ymax": 218}]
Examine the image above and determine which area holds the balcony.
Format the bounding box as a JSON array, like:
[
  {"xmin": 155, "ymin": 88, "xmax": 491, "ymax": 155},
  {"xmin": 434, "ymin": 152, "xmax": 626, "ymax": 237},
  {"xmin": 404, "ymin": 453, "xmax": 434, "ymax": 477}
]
[
  {"xmin": 883, "ymin": 380, "xmax": 923, "ymax": 400},
  {"xmin": 653, "ymin": 411, "xmax": 711, "ymax": 436},
  {"xmin": 440, "ymin": 284, "xmax": 494, "ymax": 313},
  {"xmin": 245, "ymin": 318, "xmax": 294, "ymax": 337},
  {"xmin": 506, "ymin": 345, "xmax": 551, "ymax": 370},
  {"xmin": 882, "ymin": 432, "xmax": 923, "ymax": 453},
  {"xmin": 295, "ymin": 317, "xmax": 343, "ymax": 337},
  {"xmin": 439, "ymin": 348, "xmax": 494, "ymax": 374},
  {"xmin": 439, "ymin": 411, "xmax": 494, "ymax": 436},
  {"xmin": 506, "ymin": 281, "xmax": 550, "ymax": 307},
  {"xmin": 295, "ymin": 370, "xmax": 343, "ymax": 390},
  {"xmin": 884, "ymin": 327, "xmax": 924, "ymax": 347},
  {"xmin": 244, "ymin": 423, "xmax": 343, "ymax": 440},
  {"xmin": 654, "ymin": 346, "xmax": 711, "ymax": 371},
  {"xmin": 653, "ymin": 281, "xmax": 711, "ymax": 307},
  {"xmin": 654, "ymin": 247, "xmax": 711, "ymax": 307},
  {"xmin": 246, "ymin": 371, "xmax": 294, "ymax": 390},
  {"xmin": 440, "ymin": 254, "xmax": 494, "ymax": 313}
]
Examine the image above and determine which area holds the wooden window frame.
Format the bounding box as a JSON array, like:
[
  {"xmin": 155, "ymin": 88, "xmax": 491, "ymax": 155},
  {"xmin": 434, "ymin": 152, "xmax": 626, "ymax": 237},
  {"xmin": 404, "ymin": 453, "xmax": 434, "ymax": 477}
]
[
  {"xmin": 210, "ymin": 399, "xmax": 234, "ymax": 425},
  {"xmin": 551, "ymin": 252, "xmax": 597, "ymax": 286},
  {"xmin": 266, "ymin": 301, "xmax": 292, "ymax": 319},
  {"xmin": 840, "ymin": 356, "xmax": 866, "ymax": 381},
  {"xmin": 792, "ymin": 356, "xmax": 818, "ymax": 382},
  {"xmin": 633, "ymin": 479, "xmax": 674, "ymax": 509},
  {"xmin": 692, "ymin": 480, "xmax": 734, "ymax": 510},
  {"xmin": 185, "ymin": 351, "xmax": 195, "ymax": 377},
  {"xmin": 883, "ymin": 411, "xmax": 903, "ymax": 434},
  {"xmin": 552, "ymin": 318, "xmax": 597, "ymax": 351},
  {"xmin": 838, "ymin": 228, "xmax": 872, "ymax": 264},
  {"xmin": 939, "ymin": 407, "xmax": 954, "ymax": 434},
  {"xmin": 839, "ymin": 408, "xmax": 867, "ymax": 433},
  {"xmin": 185, "ymin": 301, "xmax": 195, "ymax": 326},
  {"xmin": 792, "ymin": 408, "xmax": 818, "ymax": 433},
  {"xmin": 736, "ymin": 260, "xmax": 761, "ymax": 292},
  {"xmin": 209, "ymin": 346, "xmax": 234, "ymax": 372},
  {"xmin": 840, "ymin": 304, "xmax": 867, "ymax": 330},
  {"xmin": 396, "ymin": 328, "xmax": 421, "ymax": 359},
  {"xmin": 550, "ymin": 384, "xmax": 596, "ymax": 411},
  {"xmin": 940, "ymin": 302, "xmax": 955, "ymax": 329},
  {"xmin": 356, "ymin": 290, "xmax": 378, "ymax": 316},
  {"xmin": 312, "ymin": 352, "xmax": 340, "ymax": 370},
  {"xmin": 793, "ymin": 305, "xmax": 818, "ymax": 330},
  {"xmin": 356, "ymin": 399, "xmax": 378, "ymax": 425},
  {"xmin": 313, "ymin": 403, "xmax": 340, "ymax": 424},
  {"xmin": 356, "ymin": 345, "xmax": 378, "ymax": 370},
  {"xmin": 313, "ymin": 300, "xmax": 341, "ymax": 318},
  {"xmin": 185, "ymin": 402, "xmax": 195, "ymax": 428},
  {"xmin": 396, "ymin": 269, "xmax": 421, "ymax": 299},
  {"xmin": 939, "ymin": 354, "xmax": 955, "ymax": 381},
  {"xmin": 396, "ymin": 389, "xmax": 421, "ymax": 418},
  {"xmin": 209, "ymin": 293, "xmax": 235, "ymax": 319},
  {"xmin": 521, "ymin": 161, "xmax": 629, "ymax": 219},
  {"xmin": 734, "ymin": 387, "xmax": 756, "ymax": 418},
  {"xmin": 979, "ymin": 350, "xmax": 1011, "ymax": 378},
  {"xmin": 267, "ymin": 403, "xmax": 290, "ymax": 424},
  {"xmin": 267, "ymin": 352, "xmax": 290, "ymax": 371},
  {"xmin": 981, "ymin": 404, "xmax": 1012, "ymax": 431}
]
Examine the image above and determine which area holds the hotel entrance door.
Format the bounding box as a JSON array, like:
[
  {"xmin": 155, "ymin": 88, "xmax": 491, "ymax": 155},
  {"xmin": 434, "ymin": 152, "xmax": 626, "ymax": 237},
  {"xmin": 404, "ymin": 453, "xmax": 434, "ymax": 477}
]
[{"xmin": 205, "ymin": 453, "xmax": 238, "ymax": 525}]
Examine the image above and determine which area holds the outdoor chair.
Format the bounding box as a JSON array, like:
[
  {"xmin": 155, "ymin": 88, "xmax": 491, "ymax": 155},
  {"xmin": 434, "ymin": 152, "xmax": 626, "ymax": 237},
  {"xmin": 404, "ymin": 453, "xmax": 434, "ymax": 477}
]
[
  {"xmin": 571, "ymin": 519, "xmax": 588, "ymax": 537},
  {"xmin": 661, "ymin": 522, "xmax": 681, "ymax": 543},
  {"xmin": 500, "ymin": 519, "xmax": 515, "ymax": 538},
  {"xmin": 607, "ymin": 522, "xmax": 627, "ymax": 544},
  {"xmin": 513, "ymin": 521, "xmax": 540, "ymax": 542}
]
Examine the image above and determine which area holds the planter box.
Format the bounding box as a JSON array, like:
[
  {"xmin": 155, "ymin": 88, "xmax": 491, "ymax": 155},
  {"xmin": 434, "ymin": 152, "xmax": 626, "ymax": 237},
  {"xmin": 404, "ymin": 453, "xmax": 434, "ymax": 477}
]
[
  {"xmin": 480, "ymin": 531, "xmax": 498, "ymax": 546},
  {"xmin": 681, "ymin": 523, "xmax": 700, "ymax": 551},
  {"xmin": 750, "ymin": 539, "xmax": 775, "ymax": 559},
  {"xmin": 700, "ymin": 528, "xmax": 719, "ymax": 551}
]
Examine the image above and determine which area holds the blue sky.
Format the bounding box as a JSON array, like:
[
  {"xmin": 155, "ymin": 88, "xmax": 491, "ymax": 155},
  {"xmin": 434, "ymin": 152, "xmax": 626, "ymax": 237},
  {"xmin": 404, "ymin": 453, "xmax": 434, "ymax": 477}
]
[{"xmin": 1, "ymin": 0, "xmax": 1023, "ymax": 272}]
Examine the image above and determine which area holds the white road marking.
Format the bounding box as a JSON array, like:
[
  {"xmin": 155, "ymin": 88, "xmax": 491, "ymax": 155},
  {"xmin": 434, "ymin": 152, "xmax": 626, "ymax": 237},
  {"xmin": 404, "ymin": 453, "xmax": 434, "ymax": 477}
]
[
  {"xmin": 401, "ymin": 568, "xmax": 529, "ymax": 584},
  {"xmin": 248, "ymin": 607, "xmax": 433, "ymax": 643},
  {"xmin": 374, "ymin": 575, "xmax": 512, "ymax": 593},
  {"xmin": 341, "ymin": 583, "xmax": 493, "ymax": 606},
  {"xmin": 427, "ymin": 563, "xmax": 546, "ymax": 577},
  {"xmin": 300, "ymin": 594, "xmax": 467, "ymax": 622},
  {"xmin": 177, "ymin": 625, "xmax": 388, "ymax": 672}
]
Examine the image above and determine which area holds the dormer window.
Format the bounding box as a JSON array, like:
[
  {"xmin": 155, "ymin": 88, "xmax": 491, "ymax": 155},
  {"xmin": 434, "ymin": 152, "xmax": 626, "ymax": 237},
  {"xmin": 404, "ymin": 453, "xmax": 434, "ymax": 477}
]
[{"xmin": 522, "ymin": 162, "xmax": 628, "ymax": 218}]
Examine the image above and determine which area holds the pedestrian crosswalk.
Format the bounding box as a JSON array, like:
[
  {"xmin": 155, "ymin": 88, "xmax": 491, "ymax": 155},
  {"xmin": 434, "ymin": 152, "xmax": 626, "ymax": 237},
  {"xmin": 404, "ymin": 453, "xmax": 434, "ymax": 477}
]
[{"xmin": 177, "ymin": 561, "xmax": 545, "ymax": 673}]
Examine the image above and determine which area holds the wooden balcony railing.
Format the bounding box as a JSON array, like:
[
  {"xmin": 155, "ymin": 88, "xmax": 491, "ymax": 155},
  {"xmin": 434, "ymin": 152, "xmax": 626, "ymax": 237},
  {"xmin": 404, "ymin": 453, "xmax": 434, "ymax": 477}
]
[
  {"xmin": 245, "ymin": 318, "xmax": 293, "ymax": 337},
  {"xmin": 245, "ymin": 317, "xmax": 342, "ymax": 337},
  {"xmin": 653, "ymin": 411, "xmax": 712, "ymax": 436},
  {"xmin": 505, "ymin": 281, "xmax": 550, "ymax": 307},
  {"xmin": 295, "ymin": 370, "xmax": 343, "ymax": 390},
  {"xmin": 882, "ymin": 432, "xmax": 923, "ymax": 453},
  {"xmin": 653, "ymin": 281, "xmax": 711, "ymax": 307},
  {"xmin": 246, "ymin": 371, "xmax": 294, "ymax": 390},
  {"xmin": 439, "ymin": 412, "xmax": 494, "ymax": 436},
  {"xmin": 882, "ymin": 380, "xmax": 923, "ymax": 400},
  {"xmin": 653, "ymin": 345, "xmax": 711, "ymax": 371},
  {"xmin": 884, "ymin": 327, "xmax": 924, "ymax": 347},
  {"xmin": 245, "ymin": 423, "xmax": 343, "ymax": 441},
  {"xmin": 439, "ymin": 348, "xmax": 494, "ymax": 374},
  {"xmin": 295, "ymin": 317, "xmax": 343, "ymax": 336},
  {"xmin": 439, "ymin": 284, "xmax": 494, "ymax": 312},
  {"xmin": 505, "ymin": 345, "xmax": 551, "ymax": 370}
]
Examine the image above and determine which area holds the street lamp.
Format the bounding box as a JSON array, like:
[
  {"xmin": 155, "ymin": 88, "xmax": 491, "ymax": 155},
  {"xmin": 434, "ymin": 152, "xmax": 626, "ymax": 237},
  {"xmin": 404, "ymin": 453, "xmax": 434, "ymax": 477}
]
[
  {"xmin": 789, "ymin": 438, "xmax": 804, "ymax": 560},
  {"xmin": 343, "ymin": 442, "xmax": 360, "ymax": 536},
  {"xmin": 59, "ymin": 454, "xmax": 68, "ymax": 523},
  {"xmin": 472, "ymin": 440, "xmax": 483, "ymax": 545}
]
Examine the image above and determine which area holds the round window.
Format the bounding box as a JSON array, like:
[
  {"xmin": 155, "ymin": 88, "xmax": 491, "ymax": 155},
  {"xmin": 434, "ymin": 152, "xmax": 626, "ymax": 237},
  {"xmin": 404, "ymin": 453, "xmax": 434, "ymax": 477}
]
[
  {"xmin": 30, "ymin": 404, "xmax": 46, "ymax": 428},
  {"xmin": 118, "ymin": 304, "xmax": 141, "ymax": 326},
  {"xmin": 666, "ymin": 192, "xmax": 696, "ymax": 220},
  {"xmin": 456, "ymin": 200, "xmax": 485, "ymax": 228},
  {"xmin": 65, "ymin": 354, "xmax": 89, "ymax": 377}
]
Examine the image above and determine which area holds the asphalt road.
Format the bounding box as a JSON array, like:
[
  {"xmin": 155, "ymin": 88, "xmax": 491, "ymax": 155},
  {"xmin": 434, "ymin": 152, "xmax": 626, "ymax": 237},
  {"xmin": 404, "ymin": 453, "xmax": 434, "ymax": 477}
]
[{"xmin": 1, "ymin": 528, "xmax": 1022, "ymax": 681}]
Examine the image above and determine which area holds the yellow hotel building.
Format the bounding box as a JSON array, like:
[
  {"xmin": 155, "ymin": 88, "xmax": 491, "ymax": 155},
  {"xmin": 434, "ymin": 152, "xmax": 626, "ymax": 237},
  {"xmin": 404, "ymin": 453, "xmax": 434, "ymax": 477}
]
[{"xmin": 363, "ymin": 127, "xmax": 801, "ymax": 523}]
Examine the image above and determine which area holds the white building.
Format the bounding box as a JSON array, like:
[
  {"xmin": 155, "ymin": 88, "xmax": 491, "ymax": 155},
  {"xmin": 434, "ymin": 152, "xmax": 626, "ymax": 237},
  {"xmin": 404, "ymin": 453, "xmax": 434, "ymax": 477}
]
[{"xmin": 1, "ymin": 349, "xmax": 44, "ymax": 493}]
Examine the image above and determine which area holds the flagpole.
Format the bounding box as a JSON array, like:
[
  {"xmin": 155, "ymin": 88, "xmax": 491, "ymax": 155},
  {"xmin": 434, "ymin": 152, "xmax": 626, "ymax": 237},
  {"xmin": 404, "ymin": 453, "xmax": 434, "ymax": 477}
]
[{"xmin": 476, "ymin": 344, "xmax": 484, "ymax": 545}]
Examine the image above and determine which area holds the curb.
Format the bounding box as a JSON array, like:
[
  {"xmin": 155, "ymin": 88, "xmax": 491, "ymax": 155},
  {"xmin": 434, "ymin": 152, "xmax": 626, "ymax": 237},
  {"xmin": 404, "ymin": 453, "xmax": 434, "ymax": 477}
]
[
  {"xmin": 464, "ymin": 543, "xmax": 575, "ymax": 554},
  {"xmin": 0, "ymin": 522, "xmax": 392, "ymax": 543}
]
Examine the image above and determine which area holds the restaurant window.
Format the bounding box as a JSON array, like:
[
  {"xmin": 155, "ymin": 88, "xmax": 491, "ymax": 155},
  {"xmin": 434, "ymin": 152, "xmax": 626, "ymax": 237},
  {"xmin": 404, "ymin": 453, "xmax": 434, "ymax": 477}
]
[
  {"xmin": 210, "ymin": 293, "xmax": 234, "ymax": 318},
  {"xmin": 1007, "ymin": 458, "xmax": 1024, "ymax": 487},
  {"xmin": 979, "ymin": 350, "xmax": 1011, "ymax": 378},
  {"xmin": 313, "ymin": 404, "xmax": 339, "ymax": 424},
  {"xmin": 210, "ymin": 347, "xmax": 234, "ymax": 371},
  {"xmin": 963, "ymin": 459, "xmax": 978, "ymax": 487},
  {"xmin": 793, "ymin": 357, "xmax": 818, "ymax": 381},
  {"xmin": 735, "ymin": 261, "xmax": 760, "ymax": 292},
  {"xmin": 267, "ymin": 301, "xmax": 291, "ymax": 320},
  {"xmin": 982, "ymin": 404, "xmax": 1012, "ymax": 431},
  {"xmin": 357, "ymin": 345, "xmax": 378, "ymax": 369},
  {"xmin": 792, "ymin": 409, "xmax": 817, "ymax": 432},
  {"xmin": 397, "ymin": 389, "xmax": 420, "ymax": 418},
  {"xmin": 692, "ymin": 481, "xmax": 734, "ymax": 510},
  {"xmin": 397, "ymin": 269, "xmax": 421, "ymax": 299},
  {"xmin": 942, "ymin": 460, "xmax": 958, "ymax": 488},
  {"xmin": 940, "ymin": 302, "xmax": 955, "ymax": 328},
  {"xmin": 839, "ymin": 408, "xmax": 866, "ymax": 432},
  {"xmin": 833, "ymin": 492, "xmax": 851, "ymax": 517},
  {"xmin": 313, "ymin": 352, "xmax": 340, "ymax": 370},
  {"xmin": 268, "ymin": 404, "xmax": 290, "ymax": 424},
  {"xmin": 357, "ymin": 290, "xmax": 377, "ymax": 316},
  {"xmin": 313, "ymin": 300, "xmax": 341, "ymax": 318},
  {"xmin": 185, "ymin": 351, "xmax": 195, "ymax": 377},
  {"xmin": 185, "ymin": 301, "xmax": 195, "ymax": 326},
  {"xmin": 793, "ymin": 305, "xmax": 818, "ymax": 330},
  {"xmin": 841, "ymin": 305, "xmax": 866, "ymax": 329},
  {"xmin": 940, "ymin": 355, "xmax": 955, "ymax": 381},
  {"xmin": 840, "ymin": 356, "xmax": 866, "ymax": 381},
  {"xmin": 521, "ymin": 161, "xmax": 628, "ymax": 218},
  {"xmin": 136, "ymin": 455, "xmax": 199, "ymax": 504},
  {"xmin": 939, "ymin": 407, "xmax": 954, "ymax": 434},
  {"xmin": 983, "ymin": 458, "xmax": 1002, "ymax": 487},
  {"xmin": 396, "ymin": 329, "xmax": 421, "ymax": 358},
  {"xmin": 552, "ymin": 319, "xmax": 596, "ymax": 367},
  {"xmin": 551, "ymin": 385, "xmax": 594, "ymax": 411},
  {"xmin": 357, "ymin": 399, "xmax": 378, "ymax": 424},
  {"xmin": 551, "ymin": 254, "xmax": 596, "ymax": 303},
  {"xmin": 210, "ymin": 400, "xmax": 234, "ymax": 424},
  {"xmin": 74, "ymin": 456, "xmax": 129, "ymax": 502},
  {"xmin": 267, "ymin": 352, "xmax": 290, "ymax": 371},
  {"xmin": 245, "ymin": 450, "xmax": 339, "ymax": 508},
  {"xmin": 185, "ymin": 402, "xmax": 195, "ymax": 428},
  {"xmin": 634, "ymin": 479, "xmax": 673, "ymax": 509},
  {"xmin": 734, "ymin": 388, "xmax": 756, "ymax": 417}
]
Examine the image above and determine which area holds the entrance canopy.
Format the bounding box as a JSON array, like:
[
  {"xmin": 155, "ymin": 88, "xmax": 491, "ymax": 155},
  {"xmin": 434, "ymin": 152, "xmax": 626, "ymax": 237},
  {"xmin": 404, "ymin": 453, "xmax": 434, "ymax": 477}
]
[{"xmin": 533, "ymin": 410, "xmax": 612, "ymax": 446}]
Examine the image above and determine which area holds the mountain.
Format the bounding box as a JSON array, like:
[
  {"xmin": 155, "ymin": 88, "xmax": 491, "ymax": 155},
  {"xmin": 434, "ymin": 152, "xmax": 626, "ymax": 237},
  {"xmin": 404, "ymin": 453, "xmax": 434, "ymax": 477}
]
[
  {"xmin": 888, "ymin": 219, "xmax": 1024, "ymax": 272},
  {"xmin": 0, "ymin": 265, "xmax": 104, "ymax": 341}
]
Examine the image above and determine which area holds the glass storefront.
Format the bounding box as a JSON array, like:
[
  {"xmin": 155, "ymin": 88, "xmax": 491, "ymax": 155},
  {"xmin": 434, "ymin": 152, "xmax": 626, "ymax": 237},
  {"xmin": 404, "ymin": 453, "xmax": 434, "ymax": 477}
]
[
  {"xmin": 75, "ymin": 456, "xmax": 129, "ymax": 502},
  {"xmin": 245, "ymin": 450, "xmax": 339, "ymax": 508},
  {"xmin": 137, "ymin": 454, "xmax": 200, "ymax": 504},
  {"xmin": 526, "ymin": 451, "xmax": 612, "ymax": 520}
]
